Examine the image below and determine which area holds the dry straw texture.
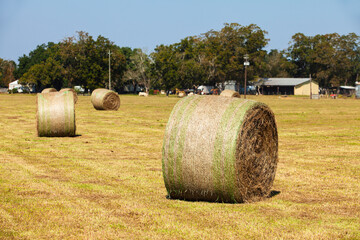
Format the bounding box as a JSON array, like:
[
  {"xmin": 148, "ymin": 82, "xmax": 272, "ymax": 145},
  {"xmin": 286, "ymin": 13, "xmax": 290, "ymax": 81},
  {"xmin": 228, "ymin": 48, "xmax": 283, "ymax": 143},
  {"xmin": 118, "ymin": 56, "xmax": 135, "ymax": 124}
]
[
  {"xmin": 91, "ymin": 88, "xmax": 120, "ymax": 110},
  {"xmin": 36, "ymin": 91, "xmax": 76, "ymax": 137},
  {"xmin": 220, "ymin": 89, "xmax": 241, "ymax": 98},
  {"xmin": 60, "ymin": 88, "xmax": 78, "ymax": 104},
  {"xmin": 41, "ymin": 88, "xmax": 57, "ymax": 93},
  {"xmin": 162, "ymin": 95, "xmax": 278, "ymax": 203}
]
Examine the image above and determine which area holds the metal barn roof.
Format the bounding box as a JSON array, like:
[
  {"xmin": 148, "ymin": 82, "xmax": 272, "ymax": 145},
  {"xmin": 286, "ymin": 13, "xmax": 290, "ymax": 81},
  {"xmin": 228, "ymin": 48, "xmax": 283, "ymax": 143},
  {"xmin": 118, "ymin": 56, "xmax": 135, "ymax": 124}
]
[
  {"xmin": 340, "ymin": 86, "xmax": 356, "ymax": 90},
  {"xmin": 258, "ymin": 78, "xmax": 311, "ymax": 86}
]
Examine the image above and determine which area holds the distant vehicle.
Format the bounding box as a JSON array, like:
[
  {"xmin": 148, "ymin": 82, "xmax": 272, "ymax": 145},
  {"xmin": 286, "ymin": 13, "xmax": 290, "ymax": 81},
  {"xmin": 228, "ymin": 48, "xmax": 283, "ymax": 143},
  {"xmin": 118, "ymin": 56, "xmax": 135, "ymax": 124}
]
[
  {"xmin": 197, "ymin": 85, "xmax": 213, "ymax": 95},
  {"xmin": 74, "ymin": 86, "xmax": 85, "ymax": 93}
]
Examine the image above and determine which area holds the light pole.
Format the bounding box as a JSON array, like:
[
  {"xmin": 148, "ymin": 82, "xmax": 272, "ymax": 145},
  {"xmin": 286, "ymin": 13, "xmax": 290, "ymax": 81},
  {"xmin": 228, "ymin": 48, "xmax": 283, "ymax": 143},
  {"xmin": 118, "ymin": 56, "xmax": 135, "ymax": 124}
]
[
  {"xmin": 309, "ymin": 74, "xmax": 312, "ymax": 99},
  {"xmin": 244, "ymin": 54, "xmax": 250, "ymax": 99},
  {"xmin": 108, "ymin": 50, "xmax": 111, "ymax": 90}
]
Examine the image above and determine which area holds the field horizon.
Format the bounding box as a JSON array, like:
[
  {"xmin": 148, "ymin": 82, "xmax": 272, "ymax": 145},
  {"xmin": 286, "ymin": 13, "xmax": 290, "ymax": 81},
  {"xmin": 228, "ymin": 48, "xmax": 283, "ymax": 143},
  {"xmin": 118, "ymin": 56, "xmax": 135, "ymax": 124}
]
[{"xmin": 0, "ymin": 94, "xmax": 359, "ymax": 239}]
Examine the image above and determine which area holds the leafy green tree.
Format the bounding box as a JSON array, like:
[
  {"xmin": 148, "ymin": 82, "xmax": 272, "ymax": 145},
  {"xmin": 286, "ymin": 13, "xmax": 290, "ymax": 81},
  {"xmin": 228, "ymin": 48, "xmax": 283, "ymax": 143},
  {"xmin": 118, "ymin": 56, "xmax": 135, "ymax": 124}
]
[
  {"xmin": 0, "ymin": 59, "xmax": 2, "ymax": 83},
  {"xmin": 262, "ymin": 49, "xmax": 296, "ymax": 77},
  {"xmin": 20, "ymin": 57, "xmax": 64, "ymax": 90},
  {"xmin": 152, "ymin": 44, "xmax": 182, "ymax": 90},
  {"xmin": 58, "ymin": 31, "xmax": 126, "ymax": 92},
  {"xmin": 19, "ymin": 31, "xmax": 127, "ymax": 92},
  {"xmin": 201, "ymin": 23, "xmax": 269, "ymax": 85},
  {"xmin": 123, "ymin": 49, "xmax": 153, "ymax": 93},
  {"xmin": 0, "ymin": 58, "xmax": 16, "ymax": 87},
  {"xmin": 287, "ymin": 32, "xmax": 360, "ymax": 87},
  {"xmin": 151, "ymin": 23, "xmax": 269, "ymax": 90},
  {"xmin": 15, "ymin": 42, "xmax": 56, "ymax": 79}
]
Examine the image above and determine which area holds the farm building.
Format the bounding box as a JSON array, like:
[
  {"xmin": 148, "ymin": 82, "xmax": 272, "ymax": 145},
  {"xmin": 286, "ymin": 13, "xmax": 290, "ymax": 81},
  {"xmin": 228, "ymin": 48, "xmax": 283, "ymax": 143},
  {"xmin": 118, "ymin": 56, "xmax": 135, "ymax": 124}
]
[
  {"xmin": 8, "ymin": 80, "xmax": 22, "ymax": 91},
  {"xmin": 339, "ymin": 86, "xmax": 356, "ymax": 96},
  {"xmin": 255, "ymin": 78, "xmax": 319, "ymax": 95}
]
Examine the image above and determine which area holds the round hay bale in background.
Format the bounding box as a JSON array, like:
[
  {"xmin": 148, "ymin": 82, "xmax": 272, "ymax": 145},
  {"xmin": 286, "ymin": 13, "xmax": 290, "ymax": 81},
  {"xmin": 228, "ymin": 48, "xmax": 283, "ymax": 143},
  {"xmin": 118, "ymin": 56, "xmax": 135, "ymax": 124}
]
[
  {"xmin": 41, "ymin": 88, "xmax": 57, "ymax": 93},
  {"xmin": 220, "ymin": 89, "xmax": 241, "ymax": 98},
  {"xmin": 178, "ymin": 92, "xmax": 186, "ymax": 98},
  {"xmin": 60, "ymin": 88, "xmax": 78, "ymax": 104},
  {"xmin": 37, "ymin": 91, "xmax": 76, "ymax": 137},
  {"xmin": 162, "ymin": 95, "xmax": 278, "ymax": 203},
  {"xmin": 91, "ymin": 88, "xmax": 120, "ymax": 110}
]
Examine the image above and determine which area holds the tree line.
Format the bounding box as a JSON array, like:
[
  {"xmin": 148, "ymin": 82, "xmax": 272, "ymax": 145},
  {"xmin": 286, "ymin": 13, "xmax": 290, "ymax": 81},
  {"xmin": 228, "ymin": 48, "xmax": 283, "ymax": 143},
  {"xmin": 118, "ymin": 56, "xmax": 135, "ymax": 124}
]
[{"xmin": 1, "ymin": 23, "xmax": 359, "ymax": 92}]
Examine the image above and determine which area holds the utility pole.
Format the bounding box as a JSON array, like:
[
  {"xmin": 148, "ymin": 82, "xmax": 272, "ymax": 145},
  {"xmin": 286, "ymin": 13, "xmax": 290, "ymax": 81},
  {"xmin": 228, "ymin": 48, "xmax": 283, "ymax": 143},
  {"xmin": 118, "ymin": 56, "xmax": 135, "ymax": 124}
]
[
  {"xmin": 309, "ymin": 74, "xmax": 312, "ymax": 99},
  {"xmin": 244, "ymin": 66, "xmax": 247, "ymax": 98},
  {"xmin": 108, "ymin": 50, "xmax": 111, "ymax": 90},
  {"xmin": 244, "ymin": 54, "xmax": 250, "ymax": 99}
]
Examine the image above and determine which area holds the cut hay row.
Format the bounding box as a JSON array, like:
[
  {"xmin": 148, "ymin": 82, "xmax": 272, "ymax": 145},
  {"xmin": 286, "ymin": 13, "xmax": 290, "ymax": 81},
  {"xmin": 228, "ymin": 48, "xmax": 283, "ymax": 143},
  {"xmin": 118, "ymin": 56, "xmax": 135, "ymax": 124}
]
[
  {"xmin": 91, "ymin": 88, "xmax": 120, "ymax": 110},
  {"xmin": 162, "ymin": 95, "xmax": 278, "ymax": 203},
  {"xmin": 60, "ymin": 88, "xmax": 78, "ymax": 104},
  {"xmin": 220, "ymin": 89, "xmax": 241, "ymax": 98},
  {"xmin": 36, "ymin": 91, "xmax": 76, "ymax": 137},
  {"xmin": 41, "ymin": 88, "xmax": 57, "ymax": 93}
]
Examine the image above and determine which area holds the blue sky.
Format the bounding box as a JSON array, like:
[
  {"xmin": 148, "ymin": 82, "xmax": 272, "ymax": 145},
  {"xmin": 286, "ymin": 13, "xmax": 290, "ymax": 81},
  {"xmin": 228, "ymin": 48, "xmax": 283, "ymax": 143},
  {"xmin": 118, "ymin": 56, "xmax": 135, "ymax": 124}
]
[{"xmin": 1, "ymin": 0, "xmax": 359, "ymax": 62}]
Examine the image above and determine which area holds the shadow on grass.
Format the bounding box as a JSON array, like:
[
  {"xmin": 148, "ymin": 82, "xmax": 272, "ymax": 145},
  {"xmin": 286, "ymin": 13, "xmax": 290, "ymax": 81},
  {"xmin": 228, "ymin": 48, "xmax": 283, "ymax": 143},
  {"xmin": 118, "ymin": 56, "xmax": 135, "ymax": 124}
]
[
  {"xmin": 39, "ymin": 134, "xmax": 82, "ymax": 138},
  {"xmin": 268, "ymin": 190, "xmax": 281, "ymax": 198},
  {"xmin": 165, "ymin": 190, "xmax": 281, "ymax": 203}
]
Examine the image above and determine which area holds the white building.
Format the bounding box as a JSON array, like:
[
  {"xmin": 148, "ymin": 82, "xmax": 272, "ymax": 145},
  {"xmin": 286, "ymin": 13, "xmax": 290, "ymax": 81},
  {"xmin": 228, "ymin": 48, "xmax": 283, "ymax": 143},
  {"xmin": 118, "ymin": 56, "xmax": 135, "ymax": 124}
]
[{"xmin": 8, "ymin": 80, "xmax": 22, "ymax": 91}]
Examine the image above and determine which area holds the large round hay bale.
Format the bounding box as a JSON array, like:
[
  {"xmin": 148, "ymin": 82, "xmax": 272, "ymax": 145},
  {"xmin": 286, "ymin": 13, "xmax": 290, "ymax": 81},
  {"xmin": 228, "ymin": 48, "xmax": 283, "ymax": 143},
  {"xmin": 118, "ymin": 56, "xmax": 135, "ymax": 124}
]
[
  {"xmin": 91, "ymin": 88, "xmax": 120, "ymax": 110},
  {"xmin": 41, "ymin": 88, "xmax": 57, "ymax": 93},
  {"xmin": 162, "ymin": 95, "xmax": 278, "ymax": 203},
  {"xmin": 37, "ymin": 91, "xmax": 76, "ymax": 137},
  {"xmin": 60, "ymin": 88, "xmax": 78, "ymax": 104},
  {"xmin": 220, "ymin": 89, "xmax": 241, "ymax": 98}
]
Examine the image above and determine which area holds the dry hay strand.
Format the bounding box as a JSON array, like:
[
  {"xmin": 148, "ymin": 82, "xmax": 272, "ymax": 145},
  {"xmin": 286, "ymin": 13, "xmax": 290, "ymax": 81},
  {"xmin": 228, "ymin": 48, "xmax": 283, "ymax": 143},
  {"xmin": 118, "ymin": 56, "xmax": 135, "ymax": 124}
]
[
  {"xmin": 41, "ymin": 88, "xmax": 57, "ymax": 93},
  {"xmin": 91, "ymin": 88, "xmax": 120, "ymax": 110},
  {"xmin": 60, "ymin": 88, "xmax": 78, "ymax": 104},
  {"xmin": 220, "ymin": 89, "xmax": 241, "ymax": 98},
  {"xmin": 162, "ymin": 95, "xmax": 278, "ymax": 203},
  {"xmin": 36, "ymin": 91, "xmax": 76, "ymax": 137}
]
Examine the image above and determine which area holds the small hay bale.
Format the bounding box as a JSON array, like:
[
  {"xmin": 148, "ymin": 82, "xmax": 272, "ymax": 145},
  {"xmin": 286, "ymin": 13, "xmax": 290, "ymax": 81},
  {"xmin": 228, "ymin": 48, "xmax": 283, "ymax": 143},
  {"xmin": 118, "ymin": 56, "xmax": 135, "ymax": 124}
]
[
  {"xmin": 91, "ymin": 88, "xmax": 120, "ymax": 110},
  {"xmin": 37, "ymin": 91, "xmax": 76, "ymax": 137},
  {"xmin": 220, "ymin": 89, "xmax": 241, "ymax": 98},
  {"xmin": 178, "ymin": 92, "xmax": 186, "ymax": 98},
  {"xmin": 60, "ymin": 88, "xmax": 78, "ymax": 104},
  {"xmin": 162, "ymin": 95, "xmax": 278, "ymax": 203},
  {"xmin": 41, "ymin": 88, "xmax": 57, "ymax": 93}
]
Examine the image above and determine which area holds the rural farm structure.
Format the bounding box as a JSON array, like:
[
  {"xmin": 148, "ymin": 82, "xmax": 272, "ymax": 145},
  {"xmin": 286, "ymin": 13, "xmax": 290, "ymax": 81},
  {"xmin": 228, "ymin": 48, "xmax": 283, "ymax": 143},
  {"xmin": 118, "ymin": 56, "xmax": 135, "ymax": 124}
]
[{"xmin": 255, "ymin": 78, "xmax": 319, "ymax": 96}]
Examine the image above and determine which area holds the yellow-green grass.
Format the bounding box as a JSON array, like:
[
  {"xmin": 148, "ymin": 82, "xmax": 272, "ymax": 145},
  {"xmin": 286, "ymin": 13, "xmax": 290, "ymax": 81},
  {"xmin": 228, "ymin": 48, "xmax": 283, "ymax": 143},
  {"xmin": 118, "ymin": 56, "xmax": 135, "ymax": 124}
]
[{"xmin": 0, "ymin": 94, "xmax": 359, "ymax": 239}]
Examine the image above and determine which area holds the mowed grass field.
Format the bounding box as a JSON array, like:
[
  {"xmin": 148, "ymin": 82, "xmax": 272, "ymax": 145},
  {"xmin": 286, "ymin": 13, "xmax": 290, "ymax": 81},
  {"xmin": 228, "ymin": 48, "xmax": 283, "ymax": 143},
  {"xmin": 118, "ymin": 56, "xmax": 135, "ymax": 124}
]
[{"xmin": 0, "ymin": 94, "xmax": 359, "ymax": 239}]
